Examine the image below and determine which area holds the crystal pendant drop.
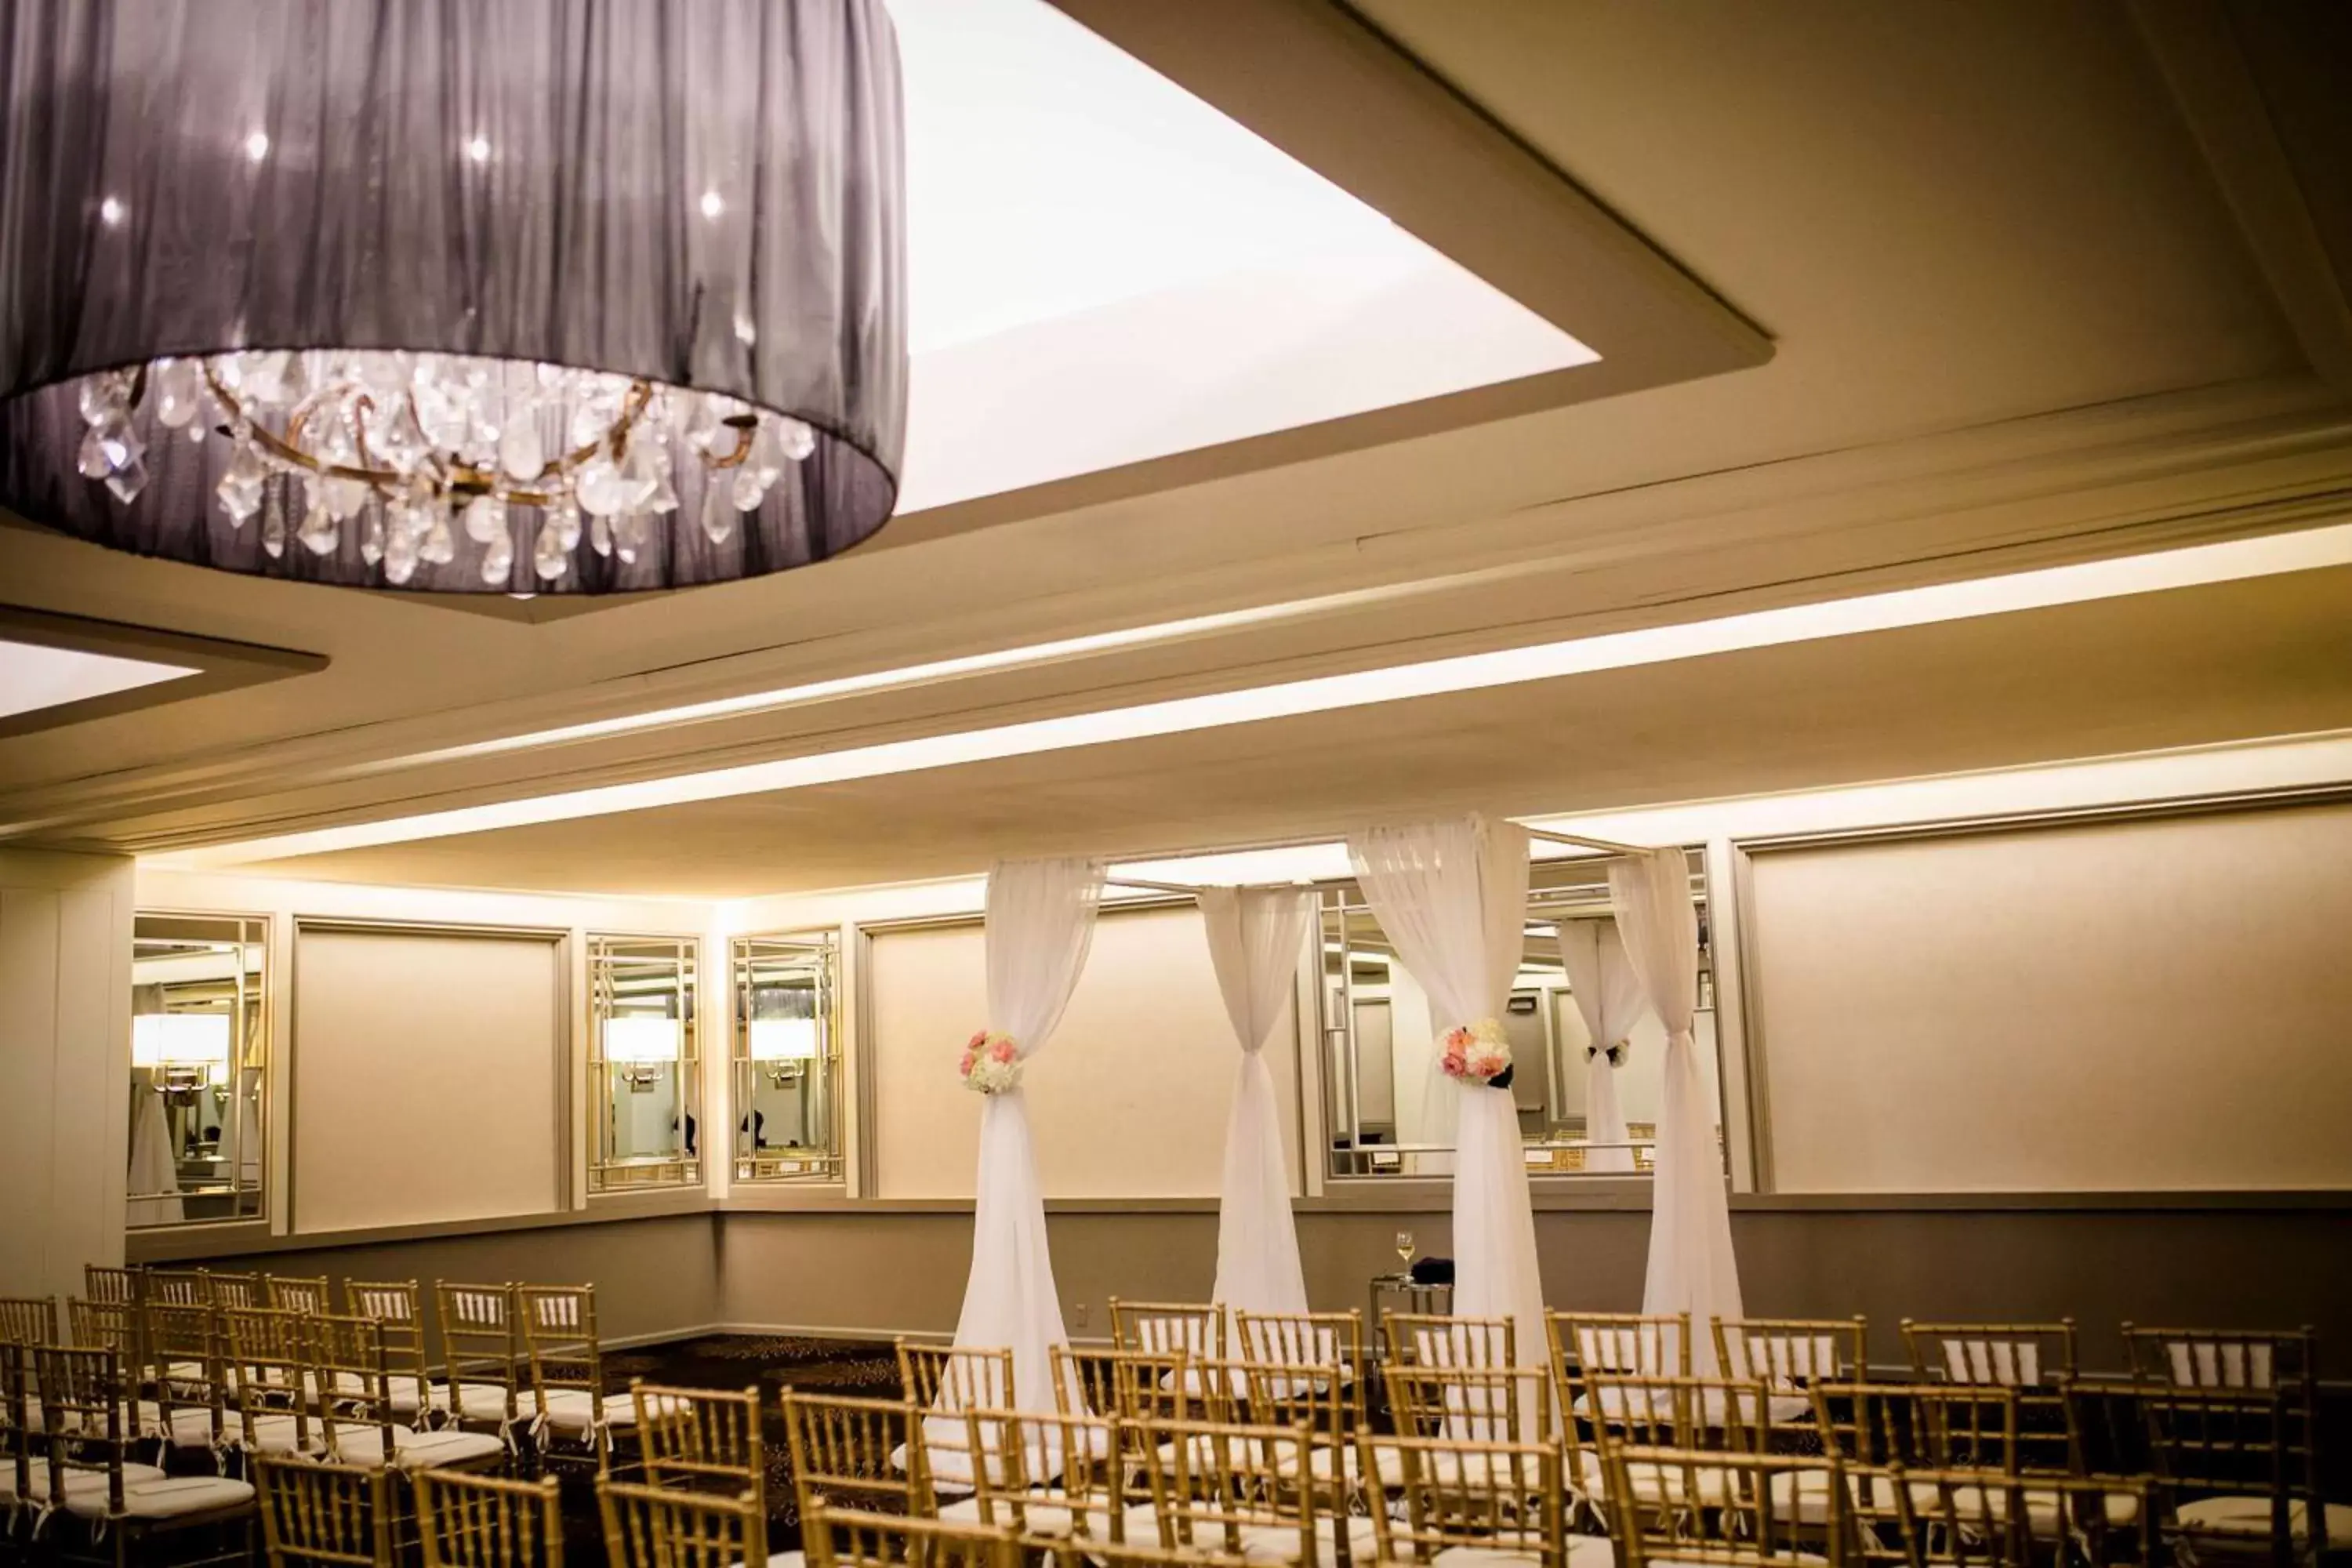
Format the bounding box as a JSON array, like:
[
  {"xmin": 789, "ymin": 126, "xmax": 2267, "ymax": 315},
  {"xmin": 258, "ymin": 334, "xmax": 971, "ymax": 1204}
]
[
  {"xmin": 777, "ymin": 416, "xmax": 817, "ymax": 462},
  {"xmin": 550, "ymin": 498, "xmax": 583, "ymax": 552},
  {"xmin": 699, "ymin": 477, "xmax": 739, "ymax": 546},
  {"xmin": 499, "ymin": 417, "xmax": 546, "ymax": 482},
  {"xmin": 383, "ymin": 518, "xmax": 421, "ymax": 584},
  {"xmin": 590, "ymin": 513, "xmax": 613, "ymax": 557},
  {"xmin": 614, "ymin": 511, "xmax": 647, "ymax": 564},
  {"xmin": 216, "ymin": 439, "xmax": 268, "ymax": 526},
  {"xmin": 261, "ymin": 508, "xmax": 287, "ymax": 558},
  {"xmin": 463, "ymin": 492, "xmax": 507, "ymax": 544},
  {"xmin": 297, "ymin": 481, "xmax": 339, "ymax": 555},
  {"xmin": 419, "ymin": 501, "xmax": 456, "ymax": 565},
  {"xmin": 103, "ymin": 443, "xmax": 149, "ymax": 503},
  {"xmin": 575, "ymin": 454, "xmax": 626, "ymax": 516},
  {"xmin": 152, "ymin": 358, "xmax": 203, "ymax": 428},
  {"xmin": 480, "ymin": 528, "xmax": 515, "ymax": 586},
  {"xmin": 358, "ymin": 505, "xmax": 386, "ymax": 566},
  {"xmin": 532, "ymin": 514, "xmax": 570, "ymax": 580},
  {"xmin": 76, "ymin": 425, "xmax": 115, "ymax": 480}
]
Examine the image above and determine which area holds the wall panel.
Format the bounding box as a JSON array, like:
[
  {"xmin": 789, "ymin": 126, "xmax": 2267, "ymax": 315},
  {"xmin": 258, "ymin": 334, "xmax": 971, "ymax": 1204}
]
[
  {"xmin": 867, "ymin": 905, "xmax": 1301, "ymax": 1200},
  {"xmin": 1747, "ymin": 800, "xmax": 2352, "ymax": 1192},
  {"xmin": 293, "ymin": 926, "xmax": 564, "ymax": 1232}
]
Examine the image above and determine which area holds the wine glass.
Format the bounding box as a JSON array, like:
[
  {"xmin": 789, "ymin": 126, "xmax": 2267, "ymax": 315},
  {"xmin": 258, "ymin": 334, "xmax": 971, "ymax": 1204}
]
[{"xmin": 1394, "ymin": 1229, "xmax": 1416, "ymax": 1271}]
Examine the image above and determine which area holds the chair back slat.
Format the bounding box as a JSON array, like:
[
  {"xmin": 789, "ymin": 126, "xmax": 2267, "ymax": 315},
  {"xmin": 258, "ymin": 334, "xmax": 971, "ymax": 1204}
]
[
  {"xmin": 1579, "ymin": 1370, "xmax": 1768, "ymax": 1453},
  {"xmin": 1368, "ymin": 1431, "xmax": 1564, "ymax": 1567},
  {"xmin": 597, "ymin": 1477, "xmax": 766, "ymax": 1568},
  {"xmin": 31, "ymin": 1344, "xmax": 133, "ymax": 1516},
  {"xmin": 1387, "ymin": 1362, "xmax": 1552, "ymax": 1446},
  {"xmin": 1385, "ymin": 1311, "xmax": 1514, "ymax": 1371},
  {"xmin": 800, "ymin": 1501, "xmax": 1021, "ymax": 1568},
  {"xmin": 635, "ymin": 1381, "xmax": 764, "ymax": 1494},
  {"xmin": 1604, "ymin": 1447, "xmax": 1845, "ymax": 1568},
  {"xmin": 782, "ymin": 1389, "xmax": 933, "ymax": 1515},
  {"xmin": 1110, "ymin": 1298, "xmax": 1225, "ymax": 1360},
  {"xmin": 267, "ymin": 1273, "xmax": 333, "ymax": 1315},
  {"xmin": 1715, "ymin": 1316, "xmax": 1866, "ymax": 1389},
  {"xmin": 437, "ymin": 1281, "xmax": 524, "ymax": 1425},
  {"xmin": 0, "ymin": 1295, "xmax": 59, "ymax": 1347},
  {"xmin": 1139, "ymin": 1416, "xmax": 1316, "ymax": 1561},
  {"xmin": 257, "ymin": 1454, "xmax": 395, "ymax": 1567},
  {"xmin": 147, "ymin": 1298, "xmax": 229, "ymax": 1450},
  {"xmin": 1236, "ymin": 1309, "xmax": 1362, "ymax": 1376},
  {"xmin": 416, "ymin": 1468, "xmax": 565, "ymax": 1568}
]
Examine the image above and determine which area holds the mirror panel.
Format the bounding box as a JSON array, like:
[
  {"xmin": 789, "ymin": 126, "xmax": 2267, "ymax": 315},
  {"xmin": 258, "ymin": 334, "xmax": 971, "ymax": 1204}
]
[
  {"xmin": 1319, "ymin": 851, "xmax": 1719, "ymax": 1180},
  {"xmin": 589, "ymin": 934, "xmax": 700, "ymax": 1191},
  {"xmin": 129, "ymin": 912, "xmax": 269, "ymax": 1229},
  {"xmin": 732, "ymin": 932, "xmax": 841, "ymax": 1181}
]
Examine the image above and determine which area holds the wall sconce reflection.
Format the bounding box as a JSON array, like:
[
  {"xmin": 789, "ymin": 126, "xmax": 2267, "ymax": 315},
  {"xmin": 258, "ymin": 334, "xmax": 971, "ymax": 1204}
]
[
  {"xmin": 750, "ymin": 1017, "xmax": 818, "ymax": 1087},
  {"xmin": 603, "ymin": 1014, "xmax": 681, "ymax": 1092}
]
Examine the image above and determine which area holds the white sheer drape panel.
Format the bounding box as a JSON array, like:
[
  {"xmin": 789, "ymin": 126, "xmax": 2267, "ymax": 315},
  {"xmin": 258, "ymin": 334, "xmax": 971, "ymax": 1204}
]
[
  {"xmin": 1200, "ymin": 887, "xmax": 1315, "ymax": 1319},
  {"xmin": 952, "ymin": 855, "xmax": 1105, "ymax": 1410},
  {"xmin": 1609, "ymin": 847, "xmax": 1742, "ymax": 1367},
  {"xmin": 1348, "ymin": 818, "xmax": 1545, "ymax": 1368},
  {"xmin": 127, "ymin": 1085, "xmax": 183, "ymax": 1226},
  {"xmin": 1556, "ymin": 919, "xmax": 1644, "ymax": 1174}
]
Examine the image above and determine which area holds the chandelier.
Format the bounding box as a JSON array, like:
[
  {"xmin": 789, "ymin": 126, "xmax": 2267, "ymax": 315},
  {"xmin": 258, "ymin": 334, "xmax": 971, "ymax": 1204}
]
[{"xmin": 0, "ymin": 1, "xmax": 906, "ymax": 595}]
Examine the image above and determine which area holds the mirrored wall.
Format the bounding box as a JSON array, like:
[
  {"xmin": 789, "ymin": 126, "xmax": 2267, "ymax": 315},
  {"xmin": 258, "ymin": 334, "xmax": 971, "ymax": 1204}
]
[
  {"xmin": 732, "ymin": 933, "xmax": 840, "ymax": 1181},
  {"xmin": 1318, "ymin": 850, "xmax": 1720, "ymax": 1179},
  {"xmin": 588, "ymin": 935, "xmax": 700, "ymax": 1191},
  {"xmin": 129, "ymin": 912, "xmax": 268, "ymax": 1228}
]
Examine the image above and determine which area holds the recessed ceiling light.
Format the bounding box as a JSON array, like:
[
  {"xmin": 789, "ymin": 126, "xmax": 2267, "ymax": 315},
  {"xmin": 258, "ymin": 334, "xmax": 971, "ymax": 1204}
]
[{"xmin": 157, "ymin": 521, "xmax": 2352, "ymax": 868}]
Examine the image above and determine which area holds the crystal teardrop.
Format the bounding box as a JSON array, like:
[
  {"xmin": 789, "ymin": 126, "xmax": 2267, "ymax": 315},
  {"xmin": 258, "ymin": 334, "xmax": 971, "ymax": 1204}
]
[
  {"xmin": 532, "ymin": 516, "xmax": 570, "ymax": 579},
  {"xmin": 463, "ymin": 492, "xmax": 507, "ymax": 544}
]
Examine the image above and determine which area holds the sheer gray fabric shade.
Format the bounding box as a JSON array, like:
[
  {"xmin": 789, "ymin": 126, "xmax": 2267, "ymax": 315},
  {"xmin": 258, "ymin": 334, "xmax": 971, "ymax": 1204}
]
[{"xmin": 0, "ymin": 0, "xmax": 906, "ymax": 592}]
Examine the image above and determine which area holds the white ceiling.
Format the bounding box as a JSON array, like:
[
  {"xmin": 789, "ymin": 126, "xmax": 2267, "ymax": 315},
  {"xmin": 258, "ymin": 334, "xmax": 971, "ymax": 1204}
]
[
  {"xmin": 886, "ymin": 0, "xmax": 1594, "ymax": 509},
  {"xmin": 4, "ymin": 0, "xmax": 2350, "ymax": 898},
  {"xmin": 0, "ymin": 640, "xmax": 192, "ymax": 722}
]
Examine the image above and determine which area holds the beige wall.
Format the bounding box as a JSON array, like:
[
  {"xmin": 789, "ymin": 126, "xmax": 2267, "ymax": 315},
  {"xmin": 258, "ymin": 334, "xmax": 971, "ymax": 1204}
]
[
  {"xmin": 866, "ymin": 904, "xmax": 1302, "ymax": 1200},
  {"xmin": 0, "ymin": 849, "xmax": 134, "ymax": 1301},
  {"xmin": 1747, "ymin": 800, "xmax": 2352, "ymax": 1192}
]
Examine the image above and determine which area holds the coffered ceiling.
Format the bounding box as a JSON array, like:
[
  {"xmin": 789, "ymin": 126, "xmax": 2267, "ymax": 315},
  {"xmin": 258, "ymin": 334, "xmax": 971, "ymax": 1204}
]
[{"xmin": 4, "ymin": 0, "xmax": 2349, "ymax": 897}]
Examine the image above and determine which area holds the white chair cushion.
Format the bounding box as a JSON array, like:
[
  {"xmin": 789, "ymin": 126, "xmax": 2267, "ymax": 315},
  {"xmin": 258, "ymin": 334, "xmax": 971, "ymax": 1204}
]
[
  {"xmin": 2175, "ymin": 1495, "xmax": 2352, "ymax": 1542},
  {"xmin": 1296, "ymin": 1441, "xmax": 1406, "ymax": 1487},
  {"xmin": 1229, "ymin": 1516, "xmax": 1381, "ymax": 1564},
  {"xmin": 393, "ymin": 1428, "xmax": 506, "ymax": 1470},
  {"xmin": 0, "ymin": 1458, "xmax": 167, "ymax": 1504},
  {"xmin": 63, "ymin": 1475, "xmax": 256, "ymax": 1521},
  {"xmin": 434, "ymin": 1383, "xmax": 520, "ymax": 1421},
  {"xmin": 239, "ymin": 1413, "xmax": 325, "ymax": 1455},
  {"xmin": 132, "ymin": 1400, "xmax": 223, "ymax": 1448},
  {"xmin": 535, "ymin": 1389, "xmax": 637, "ymax": 1430},
  {"xmin": 330, "ymin": 1372, "xmax": 438, "ymax": 1415},
  {"xmin": 1573, "ymin": 1387, "xmax": 1812, "ymax": 1427},
  {"xmin": 1436, "ymin": 1538, "xmax": 1616, "ymax": 1568}
]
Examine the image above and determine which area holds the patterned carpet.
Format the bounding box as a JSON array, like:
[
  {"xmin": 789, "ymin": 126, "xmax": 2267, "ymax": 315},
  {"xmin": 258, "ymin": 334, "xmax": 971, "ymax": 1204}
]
[{"xmin": 561, "ymin": 1332, "xmax": 902, "ymax": 1562}]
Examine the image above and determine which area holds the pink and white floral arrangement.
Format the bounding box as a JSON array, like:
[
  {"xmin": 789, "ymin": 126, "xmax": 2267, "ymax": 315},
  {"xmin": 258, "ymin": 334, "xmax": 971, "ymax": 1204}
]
[
  {"xmin": 960, "ymin": 1029, "xmax": 1022, "ymax": 1094},
  {"xmin": 1439, "ymin": 1018, "xmax": 1512, "ymax": 1084}
]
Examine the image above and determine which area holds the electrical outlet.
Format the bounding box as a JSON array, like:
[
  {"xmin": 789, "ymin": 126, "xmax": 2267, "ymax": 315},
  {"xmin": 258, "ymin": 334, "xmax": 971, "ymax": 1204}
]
[{"xmin": 1073, "ymin": 1301, "xmax": 1089, "ymax": 1328}]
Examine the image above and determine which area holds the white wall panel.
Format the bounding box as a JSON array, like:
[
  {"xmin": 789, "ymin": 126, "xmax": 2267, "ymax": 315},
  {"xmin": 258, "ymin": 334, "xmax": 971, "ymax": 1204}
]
[
  {"xmin": 293, "ymin": 927, "xmax": 564, "ymax": 1232},
  {"xmin": 868, "ymin": 904, "xmax": 1301, "ymax": 1200},
  {"xmin": 1748, "ymin": 800, "xmax": 2352, "ymax": 1192}
]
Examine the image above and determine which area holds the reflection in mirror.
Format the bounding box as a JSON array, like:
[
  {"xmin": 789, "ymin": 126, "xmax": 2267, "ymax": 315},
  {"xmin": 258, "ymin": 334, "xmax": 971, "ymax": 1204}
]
[
  {"xmin": 129, "ymin": 913, "xmax": 269, "ymax": 1229},
  {"xmin": 732, "ymin": 933, "xmax": 840, "ymax": 1181},
  {"xmin": 1319, "ymin": 849, "xmax": 1719, "ymax": 1180},
  {"xmin": 589, "ymin": 935, "xmax": 700, "ymax": 1191}
]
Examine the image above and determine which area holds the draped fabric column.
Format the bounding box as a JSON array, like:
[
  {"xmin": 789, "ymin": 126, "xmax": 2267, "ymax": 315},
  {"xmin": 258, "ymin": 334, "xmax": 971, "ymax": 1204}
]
[
  {"xmin": 1555, "ymin": 920, "xmax": 1644, "ymax": 1175},
  {"xmin": 1348, "ymin": 818, "xmax": 1541, "ymax": 1364},
  {"xmin": 1200, "ymin": 887, "xmax": 1316, "ymax": 1320},
  {"xmin": 949, "ymin": 856, "xmax": 1105, "ymax": 1411},
  {"xmin": 127, "ymin": 1083, "xmax": 183, "ymax": 1226},
  {"xmin": 1609, "ymin": 848, "xmax": 1743, "ymax": 1366}
]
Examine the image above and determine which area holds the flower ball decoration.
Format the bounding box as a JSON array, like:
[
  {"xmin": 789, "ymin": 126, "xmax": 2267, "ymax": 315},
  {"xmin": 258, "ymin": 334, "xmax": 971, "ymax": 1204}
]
[{"xmin": 960, "ymin": 1030, "xmax": 1022, "ymax": 1094}]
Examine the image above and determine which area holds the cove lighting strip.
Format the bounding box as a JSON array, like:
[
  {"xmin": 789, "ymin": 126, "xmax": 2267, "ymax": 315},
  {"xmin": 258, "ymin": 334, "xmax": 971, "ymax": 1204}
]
[{"xmin": 165, "ymin": 523, "xmax": 2352, "ymax": 867}]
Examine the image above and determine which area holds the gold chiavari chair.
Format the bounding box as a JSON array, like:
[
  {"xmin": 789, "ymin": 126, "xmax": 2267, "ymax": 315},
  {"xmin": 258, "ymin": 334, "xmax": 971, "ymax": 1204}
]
[
  {"xmin": 223, "ymin": 1305, "xmax": 323, "ymax": 1458},
  {"xmin": 255, "ymin": 1454, "xmax": 394, "ymax": 1568},
  {"xmin": 68, "ymin": 1295, "xmax": 142, "ymax": 1358},
  {"xmin": 1364, "ymin": 1429, "xmax": 1585, "ymax": 1568},
  {"xmin": 434, "ymin": 1283, "xmax": 526, "ymax": 1439},
  {"xmin": 517, "ymin": 1283, "xmax": 634, "ymax": 1466},
  {"xmin": 1386, "ymin": 1362, "xmax": 1553, "ymax": 1446},
  {"xmin": 1575, "ymin": 1371, "xmax": 1778, "ymax": 1520},
  {"xmin": 949, "ymin": 1405, "xmax": 1134, "ymax": 1546},
  {"xmin": 634, "ymin": 1381, "xmax": 764, "ymax": 1496},
  {"xmin": 1884, "ymin": 1465, "xmax": 2157, "ymax": 1568},
  {"xmin": 597, "ymin": 1476, "xmax": 765, "ymax": 1568},
  {"xmin": 1052, "ymin": 1344, "xmax": 1193, "ymax": 1516},
  {"xmin": 341, "ymin": 1279, "xmax": 441, "ymax": 1424},
  {"xmin": 1603, "ymin": 1446, "xmax": 1843, "ymax": 1568},
  {"xmin": 800, "ymin": 1501, "xmax": 1020, "ymax": 1568},
  {"xmin": 1236, "ymin": 1356, "xmax": 1385, "ymax": 1534},
  {"xmin": 2107, "ymin": 1377, "xmax": 2343, "ymax": 1565},
  {"xmin": 1109, "ymin": 1301, "xmax": 1225, "ymax": 1392},
  {"xmin": 206, "ymin": 1272, "xmax": 262, "ymax": 1311},
  {"xmin": 309, "ymin": 1312, "xmax": 505, "ymax": 1474},
  {"xmin": 267, "ymin": 1276, "xmax": 333, "ymax": 1316},
  {"xmin": 1901, "ymin": 1319, "xmax": 2076, "ymax": 1477},
  {"xmin": 1716, "ymin": 1316, "xmax": 1867, "ymax": 1394},
  {"xmin": 143, "ymin": 1269, "xmax": 212, "ymax": 1309},
  {"xmin": 1550, "ymin": 1310, "xmax": 1693, "ymax": 1394},
  {"xmin": 1382, "ymin": 1312, "xmax": 1515, "ymax": 1372},
  {"xmin": 2123, "ymin": 1322, "xmax": 2317, "ymax": 1396},
  {"xmin": 146, "ymin": 1299, "xmax": 233, "ymax": 1459},
  {"xmin": 413, "ymin": 1468, "xmax": 564, "ymax": 1568},
  {"xmin": 84, "ymin": 1265, "xmax": 140, "ymax": 1305},
  {"xmin": 0, "ymin": 1296, "xmax": 58, "ymax": 1349},
  {"xmin": 898, "ymin": 1341, "xmax": 1015, "ymax": 1494},
  {"xmin": 1138, "ymin": 1415, "xmax": 1341, "ymax": 1566},
  {"xmin": 783, "ymin": 1389, "xmax": 935, "ymax": 1521},
  {"xmin": 1234, "ymin": 1311, "xmax": 1363, "ymax": 1381},
  {"xmin": 1065, "ymin": 1543, "xmax": 1254, "ymax": 1568},
  {"xmin": 34, "ymin": 1343, "xmax": 256, "ymax": 1558}
]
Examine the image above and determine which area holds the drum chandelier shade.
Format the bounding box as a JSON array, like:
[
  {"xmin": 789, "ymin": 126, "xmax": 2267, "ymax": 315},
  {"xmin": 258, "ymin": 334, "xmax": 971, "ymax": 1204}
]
[{"xmin": 0, "ymin": 0, "xmax": 907, "ymax": 593}]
